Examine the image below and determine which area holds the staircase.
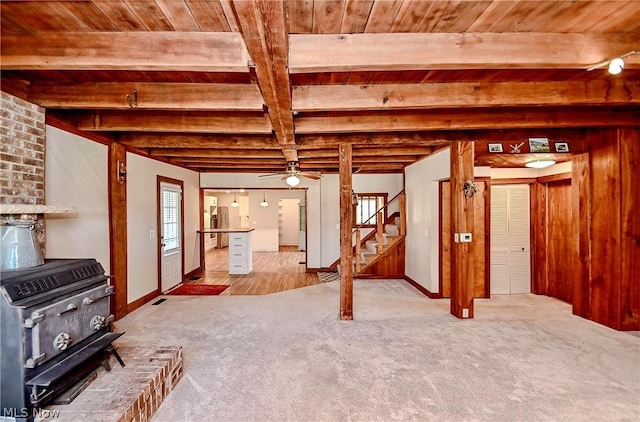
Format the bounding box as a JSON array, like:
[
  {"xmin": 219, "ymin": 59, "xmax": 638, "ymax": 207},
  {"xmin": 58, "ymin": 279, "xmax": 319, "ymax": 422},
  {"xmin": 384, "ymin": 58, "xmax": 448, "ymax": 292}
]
[{"xmin": 334, "ymin": 191, "xmax": 406, "ymax": 277}]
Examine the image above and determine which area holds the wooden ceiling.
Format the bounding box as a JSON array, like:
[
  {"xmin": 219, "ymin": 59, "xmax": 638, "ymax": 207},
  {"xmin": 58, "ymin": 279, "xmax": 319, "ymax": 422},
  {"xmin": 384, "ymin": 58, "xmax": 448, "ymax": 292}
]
[{"xmin": 2, "ymin": 0, "xmax": 639, "ymax": 174}]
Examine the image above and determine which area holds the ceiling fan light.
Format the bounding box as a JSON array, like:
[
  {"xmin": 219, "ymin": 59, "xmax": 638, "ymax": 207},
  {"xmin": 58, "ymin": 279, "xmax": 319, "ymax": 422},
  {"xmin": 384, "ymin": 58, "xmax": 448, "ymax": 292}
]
[
  {"xmin": 608, "ymin": 57, "xmax": 624, "ymax": 75},
  {"xmin": 286, "ymin": 175, "xmax": 300, "ymax": 187},
  {"xmin": 525, "ymin": 159, "xmax": 556, "ymax": 169}
]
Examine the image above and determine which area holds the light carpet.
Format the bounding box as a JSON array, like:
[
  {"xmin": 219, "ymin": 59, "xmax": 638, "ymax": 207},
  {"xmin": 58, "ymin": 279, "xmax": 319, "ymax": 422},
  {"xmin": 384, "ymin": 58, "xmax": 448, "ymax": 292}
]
[{"xmin": 114, "ymin": 279, "xmax": 640, "ymax": 422}]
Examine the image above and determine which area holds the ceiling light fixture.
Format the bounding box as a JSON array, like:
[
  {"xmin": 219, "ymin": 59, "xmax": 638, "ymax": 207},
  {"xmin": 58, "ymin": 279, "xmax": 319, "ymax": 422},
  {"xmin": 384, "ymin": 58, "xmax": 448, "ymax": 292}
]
[
  {"xmin": 525, "ymin": 159, "xmax": 556, "ymax": 169},
  {"xmin": 286, "ymin": 175, "xmax": 300, "ymax": 187},
  {"xmin": 259, "ymin": 191, "xmax": 269, "ymax": 207},
  {"xmin": 587, "ymin": 50, "xmax": 638, "ymax": 74},
  {"xmin": 230, "ymin": 191, "xmax": 239, "ymax": 207}
]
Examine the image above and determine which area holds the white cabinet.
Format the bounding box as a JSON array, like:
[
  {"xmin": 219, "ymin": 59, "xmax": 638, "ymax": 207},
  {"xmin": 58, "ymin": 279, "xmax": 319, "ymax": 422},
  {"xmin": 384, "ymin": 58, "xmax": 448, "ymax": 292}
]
[{"xmin": 228, "ymin": 231, "xmax": 253, "ymax": 274}]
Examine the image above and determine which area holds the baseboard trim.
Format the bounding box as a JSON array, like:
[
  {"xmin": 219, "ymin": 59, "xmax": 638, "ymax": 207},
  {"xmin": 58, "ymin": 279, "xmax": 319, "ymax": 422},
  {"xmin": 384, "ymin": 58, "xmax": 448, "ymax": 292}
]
[
  {"xmin": 306, "ymin": 267, "xmax": 333, "ymax": 273},
  {"xmin": 184, "ymin": 267, "xmax": 202, "ymax": 280},
  {"xmin": 127, "ymin": 289, "xmax": 161, "ymax": 314},
  {"xmin": 403, "ymin": 276, "xmax": 442, "ymax": 299}
]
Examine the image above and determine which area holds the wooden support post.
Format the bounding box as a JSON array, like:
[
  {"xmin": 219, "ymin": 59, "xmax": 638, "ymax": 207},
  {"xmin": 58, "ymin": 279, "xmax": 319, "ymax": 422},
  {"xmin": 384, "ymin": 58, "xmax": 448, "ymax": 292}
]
[
  {"xmin": 339, "ymin": 143, "xmax": 354, "ymax": 320},
  {"xmin": 450, "ymin": 141, "xmax": 475, "ymax": 319},
  {"xmin": 375, "ymin": 211, "xmax": 384, "ymax": 254},
  {"xmin": 109, "ymin": 142, "xmax": 128, "ymax": 320},
  {"xmin": 399, "ymin": 192, "xmax": 406, "ymax": 236},
  {"xmin": 355, "ymin": 229, "xmax": 361, "ymax": 273}
]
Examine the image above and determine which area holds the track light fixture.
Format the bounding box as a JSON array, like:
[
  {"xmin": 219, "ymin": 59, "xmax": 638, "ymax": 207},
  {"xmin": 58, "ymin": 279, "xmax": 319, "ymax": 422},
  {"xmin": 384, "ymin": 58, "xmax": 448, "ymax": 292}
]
[{"xmin": 587, "ymin": 50, "xmax": 638, "ymax": 74}]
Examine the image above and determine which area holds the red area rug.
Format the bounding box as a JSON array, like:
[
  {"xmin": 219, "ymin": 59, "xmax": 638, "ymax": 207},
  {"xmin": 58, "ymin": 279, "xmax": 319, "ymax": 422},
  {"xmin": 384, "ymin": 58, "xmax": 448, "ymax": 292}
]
[{"xmin": 167, "ymin": 283, "xmax": 229, "ymax": 296}]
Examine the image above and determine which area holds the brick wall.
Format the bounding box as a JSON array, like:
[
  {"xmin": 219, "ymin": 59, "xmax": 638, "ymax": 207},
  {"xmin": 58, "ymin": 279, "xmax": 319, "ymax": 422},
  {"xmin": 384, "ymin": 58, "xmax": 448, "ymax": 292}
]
[{"xmin": 1, "ymin": 91, "xmax": 46, "ymax": 205}]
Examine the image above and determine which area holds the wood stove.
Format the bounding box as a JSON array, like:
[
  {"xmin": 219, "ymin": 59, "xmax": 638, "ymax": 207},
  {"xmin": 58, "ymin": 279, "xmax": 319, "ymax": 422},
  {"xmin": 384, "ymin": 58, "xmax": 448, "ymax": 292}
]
[{"xmin": 0, "ymin": 258, "xmax": 123, "ymax": 421}]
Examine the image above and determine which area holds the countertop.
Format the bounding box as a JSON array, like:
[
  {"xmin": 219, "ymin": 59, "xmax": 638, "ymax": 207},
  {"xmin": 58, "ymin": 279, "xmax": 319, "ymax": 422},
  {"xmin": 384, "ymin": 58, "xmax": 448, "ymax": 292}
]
[{"xmin": 198, "ymin": 228, "xmax": 255, "ymax": 233}]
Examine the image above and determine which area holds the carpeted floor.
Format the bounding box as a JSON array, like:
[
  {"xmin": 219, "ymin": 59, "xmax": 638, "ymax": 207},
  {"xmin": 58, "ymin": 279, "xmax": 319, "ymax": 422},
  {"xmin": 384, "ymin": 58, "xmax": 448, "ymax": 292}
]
[{"xmin": 114, "ymin": 279, "xmax": 640, "ymax": 422}]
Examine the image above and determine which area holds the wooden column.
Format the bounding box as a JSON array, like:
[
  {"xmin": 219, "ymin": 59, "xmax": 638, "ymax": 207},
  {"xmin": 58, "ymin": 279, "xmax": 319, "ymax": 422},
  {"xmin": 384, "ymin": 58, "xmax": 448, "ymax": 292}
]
[
  {"xmin": 339, "ymin": 143, "xmax": 353, "ymax": 320},
  {"xmin": 109, "ymin": 142, "xmax": 128, "ymax": 320},
  {"xmin": 450, "ymin": 141, "xmax": 475, "ymax": 319},
  {"xmin": 573, "ymin": 128, "xmax": 640, "ymax": 330}
]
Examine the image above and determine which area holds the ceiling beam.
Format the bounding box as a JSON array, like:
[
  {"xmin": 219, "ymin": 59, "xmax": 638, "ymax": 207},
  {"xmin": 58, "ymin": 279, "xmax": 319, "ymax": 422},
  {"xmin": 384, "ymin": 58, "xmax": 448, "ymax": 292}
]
[
  {"xmin": 149, "ymin": 148, "xmax": 284, "ymax": 158},
  {"xmin": 294, "ymin": 107, "xmax": 640, "ymax": 133},
  {"xmin": 295, "ymin": 129, "xmax": 586, "ymax": 148},
  {"xmin": 118, "ymin": 133, "xmax": 279, "ymax": 149},
  {"xmin": 74, "ymin": 111, "xmax": 273, "ymax": 133},
  {"xmin": 298, "ymin": 147, "xmax": 433, "ymax": 158},
  {"xmin": 293, "ymin": 80, "xmax": 640, "ymax": 111},
  {"xmin": 232, "ymin": 0, "xmax": 297, "ymax": 163},
  {"xmin": 0, "ymin": 32, "xmax": 251, "ymax": 72},
  {"xmin": 26, "ymin": 82, "xmax": 264, "ymax": 111},
  {"xmin": 289, "ymin": 33, "xmax": 640, "ymax": 73}
]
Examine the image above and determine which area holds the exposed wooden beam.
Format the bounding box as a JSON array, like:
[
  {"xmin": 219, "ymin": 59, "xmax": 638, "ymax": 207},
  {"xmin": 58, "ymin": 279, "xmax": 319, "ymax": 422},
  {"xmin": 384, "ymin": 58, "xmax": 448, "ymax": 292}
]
[
  {"xmin": 339, "ymin": 143, "xmax": 353, "ymax": 320},
  {"xmin": 298, "ymin": 147, "xmax": 433, "ymax": 158},
  {"xmin": 450, "ymin": 141, "xmax": 475, "ymax": 320},
  {"xmin": 109, "ymin": 142, "xmax": 128, "ymax": 320},
  {"xmin": 75, "ymin": 111, "xmax": 273, "ymax": 133},
  {"xmin": 289, "ymin": 33, "xmax": 640, "ymax": 73},
  {"xmin": 294, "ymin": 107, "xmax": 640, "ymax": 133},
  {"xmin": 0, "ymin": 32, "xmax": 251, "ymax": 72},
  {"xmin": 233, "ymin": 0, "xmax": 297, "ymax": 163},
  {"xmin": 293, "ymin": 80, "xmax": 640, "ymax": 111},
  {"xmin": 118, "ymin": 134, "xmax": 279, "ymax": 149},
  {"xmin": 148, "ymin": 148, "xmax": 284, "ymax": 158},
  {"xmin": 26, "ymin": 82, "xmax": 265, "ymax": 111},
  {"xmin": 296, "ymin": 129, "xmax": 586, "ymax": 148}
]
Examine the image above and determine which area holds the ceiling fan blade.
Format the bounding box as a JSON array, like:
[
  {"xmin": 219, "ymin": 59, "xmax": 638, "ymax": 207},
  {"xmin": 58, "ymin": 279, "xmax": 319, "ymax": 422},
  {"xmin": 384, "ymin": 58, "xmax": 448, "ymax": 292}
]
[
  {"xmin": 299, "ymin": 171, "xmax": 322, "ymax": 179},
  {"xmin": 258, "ymin": 173, "xmax": 285, "ymax": 178},
  {"xmin": 300, "ymin": 173, "xmax": 321, "ymax": 180}
]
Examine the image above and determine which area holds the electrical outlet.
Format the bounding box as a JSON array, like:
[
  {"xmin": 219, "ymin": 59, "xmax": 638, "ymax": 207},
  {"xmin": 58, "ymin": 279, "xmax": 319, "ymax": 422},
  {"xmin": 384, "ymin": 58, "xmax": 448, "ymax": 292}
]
[
  {"xmin": 463, "ymin": 308, "xmax": 469, "ymax": 318},
  {"xmin": 461, "ymin": 233, "xmax": 472, "ymax": 242}
]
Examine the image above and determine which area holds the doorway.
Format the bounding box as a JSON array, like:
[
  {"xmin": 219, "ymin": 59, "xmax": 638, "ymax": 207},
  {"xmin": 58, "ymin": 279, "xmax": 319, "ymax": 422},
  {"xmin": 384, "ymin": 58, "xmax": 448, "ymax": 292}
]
[
  {"xmin": 490, "ymin": 184, "xmax": 531, "ymax": 295},
  {"xmin": 157, "ymin": 177, "xmax": 184, "ymax": 293}
]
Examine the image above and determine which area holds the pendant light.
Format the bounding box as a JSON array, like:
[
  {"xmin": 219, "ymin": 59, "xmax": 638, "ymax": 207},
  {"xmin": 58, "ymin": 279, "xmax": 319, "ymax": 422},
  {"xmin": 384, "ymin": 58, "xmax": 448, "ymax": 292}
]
[
  {"xmin": 230, "ymin": 191, "xmax": 239, "ymax": 207},
  {"xmin": 259, "ymin": 191, "xmax": 269, "ymax": 207}
]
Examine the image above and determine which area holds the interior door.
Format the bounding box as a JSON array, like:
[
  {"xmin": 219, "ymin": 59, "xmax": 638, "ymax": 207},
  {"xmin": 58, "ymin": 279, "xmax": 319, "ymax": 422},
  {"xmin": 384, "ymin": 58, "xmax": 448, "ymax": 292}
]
[
  {"xmin": 490, "ymin": 184, "xmax": 531, "ymax": 295},
  {"xmin": 159, "ymin": 179, "xmax": 183, "ymax": 292}
]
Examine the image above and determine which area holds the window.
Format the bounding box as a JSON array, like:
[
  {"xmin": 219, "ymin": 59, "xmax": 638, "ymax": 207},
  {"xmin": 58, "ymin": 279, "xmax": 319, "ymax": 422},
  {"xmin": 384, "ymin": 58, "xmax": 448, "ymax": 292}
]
[
  {"xmin": 162, "ymin": 186, "xmax": 181, "ymax": 252},
  {"xmin": 354, "ymin": 193, "xmax": 387, "ymax": 226}
]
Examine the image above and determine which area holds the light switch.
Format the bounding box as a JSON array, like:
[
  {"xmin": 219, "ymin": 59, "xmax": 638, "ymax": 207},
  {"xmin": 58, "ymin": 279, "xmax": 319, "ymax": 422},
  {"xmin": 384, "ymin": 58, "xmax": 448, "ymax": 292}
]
[
  {"xmin": 454, "ymin": 233, "xmax": 459, "ymax": 243},
  {"xmin": 149, "ymin": 230, "xmax": 156, "ymax": 239}
]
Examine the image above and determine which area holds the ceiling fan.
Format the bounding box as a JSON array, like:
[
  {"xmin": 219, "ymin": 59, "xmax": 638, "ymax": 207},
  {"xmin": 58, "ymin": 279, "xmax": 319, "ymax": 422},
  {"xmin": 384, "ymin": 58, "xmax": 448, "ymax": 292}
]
[{"xmin": 259, "ymin": 161, "xmax": 322, "ymax": 187}]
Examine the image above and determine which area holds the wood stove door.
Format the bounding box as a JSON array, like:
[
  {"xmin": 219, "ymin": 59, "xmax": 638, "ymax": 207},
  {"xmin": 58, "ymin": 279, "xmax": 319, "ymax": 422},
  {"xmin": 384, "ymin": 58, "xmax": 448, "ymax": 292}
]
[{"xmin": 25, "ymin": 284, "xmax": 113, "ymax": 368}]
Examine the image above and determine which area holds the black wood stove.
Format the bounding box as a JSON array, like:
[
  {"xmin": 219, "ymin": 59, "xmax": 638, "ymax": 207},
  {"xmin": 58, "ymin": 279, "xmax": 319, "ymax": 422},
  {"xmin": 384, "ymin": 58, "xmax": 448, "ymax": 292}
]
[{"xmin": 0, "ymin": 258, "xmax": 123, "ymax": 421}]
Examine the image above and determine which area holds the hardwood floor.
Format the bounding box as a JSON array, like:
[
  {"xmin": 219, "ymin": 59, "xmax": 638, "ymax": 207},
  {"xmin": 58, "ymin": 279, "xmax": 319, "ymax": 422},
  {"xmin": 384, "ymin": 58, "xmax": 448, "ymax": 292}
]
[{"xmin": 197, "ymin": 248, "xmax": 322, "ymax": 295}]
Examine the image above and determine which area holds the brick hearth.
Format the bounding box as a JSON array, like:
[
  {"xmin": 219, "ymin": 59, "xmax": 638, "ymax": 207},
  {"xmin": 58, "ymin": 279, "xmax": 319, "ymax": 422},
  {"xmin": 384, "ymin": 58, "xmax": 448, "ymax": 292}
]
[{"xmin": 37, "ymin": 345, "xmax": 183, "ymax": 422}]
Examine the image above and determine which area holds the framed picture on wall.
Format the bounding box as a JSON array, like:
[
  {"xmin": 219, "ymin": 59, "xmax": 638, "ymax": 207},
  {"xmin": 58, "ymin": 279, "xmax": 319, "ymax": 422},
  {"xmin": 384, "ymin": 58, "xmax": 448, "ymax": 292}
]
[
  {"xmin": 488, "ymin": 143, "xmax": 503, "ymax": 153},
  {"xmin": 555, "ymin": 142, "xmax": 569, "ymax": 152},
  {"xmin": 529, "ymin": 137, "xmax": 551, "ymax": 152}
]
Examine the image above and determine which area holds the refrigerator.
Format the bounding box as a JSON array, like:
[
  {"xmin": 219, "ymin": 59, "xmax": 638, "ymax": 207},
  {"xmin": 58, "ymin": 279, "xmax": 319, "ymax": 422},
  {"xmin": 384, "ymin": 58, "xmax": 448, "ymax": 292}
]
[{"xmin": 213, "ymin": 206, "xmax": 229, "ymax": 248}]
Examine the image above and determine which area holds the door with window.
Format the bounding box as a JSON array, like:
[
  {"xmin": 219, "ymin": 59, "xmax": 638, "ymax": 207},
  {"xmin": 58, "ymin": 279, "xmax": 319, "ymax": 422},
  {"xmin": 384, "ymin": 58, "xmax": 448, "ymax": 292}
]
[{"xmin": 158, "ymin": 178, "xmax": 184, "ymax": 293}]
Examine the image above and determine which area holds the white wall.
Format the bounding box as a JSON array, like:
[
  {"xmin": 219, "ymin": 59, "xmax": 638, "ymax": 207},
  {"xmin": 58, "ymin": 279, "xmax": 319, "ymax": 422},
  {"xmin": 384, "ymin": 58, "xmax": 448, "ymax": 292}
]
[
  {"xmin": 45, "ymin": 126, "xmax": 110, "ymax": 269},
  {"xmin": 404, "ymin": 148, "xmax": 451, "ymax": 293},
  {"xmin": 126, "ymin": 152, "xmax": 200, "ymax": 303},
  {"xmin": 279, "ymin": 198, "xmax": 300, "ymax": 245},
  {"xmin": 200, "ymin": 172, "xmax": 403, "ymax": 268}
]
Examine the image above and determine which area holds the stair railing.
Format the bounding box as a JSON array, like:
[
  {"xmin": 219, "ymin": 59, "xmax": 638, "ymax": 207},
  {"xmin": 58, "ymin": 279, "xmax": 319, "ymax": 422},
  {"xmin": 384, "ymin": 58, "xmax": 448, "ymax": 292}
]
[{"xmin": 351, "ymin": 190, "xmax": 405, "ymax": 256}]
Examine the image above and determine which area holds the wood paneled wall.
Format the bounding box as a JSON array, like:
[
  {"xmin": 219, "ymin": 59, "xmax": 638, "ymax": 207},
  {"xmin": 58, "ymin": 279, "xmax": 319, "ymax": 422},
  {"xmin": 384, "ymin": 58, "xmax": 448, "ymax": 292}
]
[
  {"xmin": 572, "ymin": 128, "xmax": 640, "ymax": 331},
  {"xmin": 531, "ymin": 175, "xmax": 573, "ymax": 303}
]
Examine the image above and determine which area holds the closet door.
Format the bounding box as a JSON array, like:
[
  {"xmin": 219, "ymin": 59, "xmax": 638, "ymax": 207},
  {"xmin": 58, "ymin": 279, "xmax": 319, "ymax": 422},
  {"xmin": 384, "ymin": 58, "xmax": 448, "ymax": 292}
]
[{"xmin": 490, "ymin": 184, "xmax": 531, "ymax": 294}]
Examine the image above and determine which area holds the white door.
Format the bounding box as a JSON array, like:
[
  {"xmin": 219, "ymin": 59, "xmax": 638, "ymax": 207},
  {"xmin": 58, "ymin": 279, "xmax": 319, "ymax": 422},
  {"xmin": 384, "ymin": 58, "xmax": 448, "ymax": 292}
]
[
  {"xmin": 490, "ymin": 184, "xmax": 531, "ymax": 294},
  {"xmin": 160, "ymin": 182, "xmax": 183, "ymax": 292}
]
